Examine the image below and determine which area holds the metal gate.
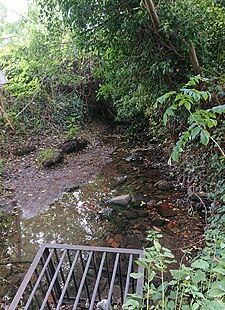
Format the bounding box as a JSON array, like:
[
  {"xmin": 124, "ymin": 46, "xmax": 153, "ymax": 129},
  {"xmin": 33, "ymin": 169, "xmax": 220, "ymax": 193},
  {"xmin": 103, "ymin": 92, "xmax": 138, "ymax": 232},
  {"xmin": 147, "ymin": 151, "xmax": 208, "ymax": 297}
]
[{"xmin": 9, "ymin": 244, "xmax": 144, "ymax": 310}]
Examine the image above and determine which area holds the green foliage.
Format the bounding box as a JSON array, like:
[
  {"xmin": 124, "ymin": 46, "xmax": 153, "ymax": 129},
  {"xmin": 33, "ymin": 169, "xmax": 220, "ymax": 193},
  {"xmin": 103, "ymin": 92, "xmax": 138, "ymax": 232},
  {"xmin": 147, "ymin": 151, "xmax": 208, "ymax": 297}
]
[
  {"xmin": 155, "ymin": 75, "xmax": 225, "ymax": 163},
  {"xmin": 0, "ymin": 4, "xmax": 86, "ymax": 133},
  {"xmin": 37, "ymin": 0, "xmax": 224, "ymax": 128},
  {"xmin": 65, "ymin": 115, "xmax": 82, "ymax": 139},
  {"xmin": 124, "ymin": 229, "xmax": 225, "ymax": 309},
  {"xmin": 37, "ymin": 148, "xmax": 55, "ymax": 166}
]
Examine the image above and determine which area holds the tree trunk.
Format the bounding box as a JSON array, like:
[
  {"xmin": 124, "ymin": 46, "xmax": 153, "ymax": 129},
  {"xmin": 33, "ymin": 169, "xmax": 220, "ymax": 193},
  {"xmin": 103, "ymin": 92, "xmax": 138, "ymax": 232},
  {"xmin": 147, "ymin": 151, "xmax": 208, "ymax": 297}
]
[
  {"xmin": 187, "ymin": 41, "xmax": 202, "ymax": 75},
  {"xmin": 144, "ymin": 0, "xmax": 202, "ymax": 76},
  {"xmin": 144, "ymin": 0, "xmax": 160, "ymax": 30}
]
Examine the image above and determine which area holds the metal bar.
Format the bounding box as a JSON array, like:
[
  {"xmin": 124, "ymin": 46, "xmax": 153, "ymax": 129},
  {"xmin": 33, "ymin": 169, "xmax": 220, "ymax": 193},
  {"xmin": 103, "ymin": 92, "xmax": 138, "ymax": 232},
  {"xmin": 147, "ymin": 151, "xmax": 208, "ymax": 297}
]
[
  {"xmin": 105, "ymin": 253, "xmax": 111, "ymax": 293},
  {"xmin": 56, "ymin": 250, "xmax": 80, "ymax": 310},
  {"xmin": 9, "ymin": 245, "xmax": 46, "ymax": 310},
  {"xmin": 48, "ymin": 248, "xmax": 62, "ymax": 300},
  {"xmin": 54, "ymin": 248, "xmax": 70, "ymax": 301},
  {"xmin": 24, "ymin": 249, "xmax": 54, "ymax": 310},
  {"xmin": 136, "ymin": 252, "xmax": 145, "ymax": 296},
  {"xmin": 40, "ymin": 250, "xmax": 67, "ymax": 310},
  {"xmin": 92, "ymin": 252, "xmax": 102, "ymax": 301},
  {"xmin": 124, "ymin": 254, "xmax": 133, "ymax": 301},
  {"xmin": 34, "ymin": 268, "xmax": 51, "ymax": 310},
  {"xmin": 131, "ymin": 260, "xmax": 135, "ymax": 293},
  {"xmin": 118, "ymin": 255, "xmax": 124, "ymax": 304},
  {"xmin": 28, "ymin": 281, "xmax": 41, "ymax": 308},
  {"xmin": 106, "ymin": 253, "xmax": 120, "ymax": 309},
  {"xmin": 41, "ymin": 254, "xmax": 57, "ymax": 306},
  {"xmin": 89, "ymin": 252, "xmax": 106, "ymax": 309},
  {"xmin": 43, "ymin": 243, "xmax": 143, "ymax": 255},
  {"xmin": 67, "ymin": 250, "xmax": 78, "ymax": 295},
  {"xmin": 72, "ymin": 251, "xmax": 93, "ymax": 310},
  {"xmin": 79, "ymin": 251, "xmax": 91, "ymax": 302}
]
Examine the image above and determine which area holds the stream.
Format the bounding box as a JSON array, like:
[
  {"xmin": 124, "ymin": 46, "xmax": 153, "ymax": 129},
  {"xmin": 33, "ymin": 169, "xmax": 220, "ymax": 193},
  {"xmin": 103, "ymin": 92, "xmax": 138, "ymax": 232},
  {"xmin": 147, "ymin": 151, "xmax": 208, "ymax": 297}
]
[{"xmin": 0, "ymin": 125, "xmax": 205, "ymax": 305}]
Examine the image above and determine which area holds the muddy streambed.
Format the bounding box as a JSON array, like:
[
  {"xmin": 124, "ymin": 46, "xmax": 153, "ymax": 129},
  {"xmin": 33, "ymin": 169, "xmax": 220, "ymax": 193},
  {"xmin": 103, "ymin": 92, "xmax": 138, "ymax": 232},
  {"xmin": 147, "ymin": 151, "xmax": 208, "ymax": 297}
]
[{"xmin": 0, "ymin": 128, "xmax": 205, "ymax": 303}]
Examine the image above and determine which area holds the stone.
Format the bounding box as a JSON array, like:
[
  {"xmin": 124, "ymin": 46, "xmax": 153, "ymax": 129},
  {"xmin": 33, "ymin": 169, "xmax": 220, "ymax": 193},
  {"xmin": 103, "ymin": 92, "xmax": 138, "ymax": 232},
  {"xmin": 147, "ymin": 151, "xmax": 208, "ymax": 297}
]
[
  {"xmin": 13, "ymin": 145, "xmax": 36, "ymax": 156},
  {"xmin": 157, "ymin": 201, "xmax": 177, "ymax": 217},
  {"xmin": 147, "ymin": 200, "xmax": 157, "ymax": 209},
  {"xmin": 114, "ymin": 234, "xmax": 123, "ymax": 243},
  {"xmin": 113, "ymin": 176, "xmax": 127, "ymax": 186},
  {"xmin": 151, "ymin": 218, "xmax": 166, "ymax": 227},
  {"xmin": 127, "ymin": 234, "xmax": 143, "ymax": 248},
  {"xmin": 106, "ymin": 237, "xmax": 119, "ymax": 248},
  {"xmin": 130, "ymin": 194, "xmax": 147, "ymax": 208},
  {"xmin": 107, "ymin": 195, "xmax": 131, "ymax": 207},
  {"xmin": 155, "ymin": 180, "xmax": 173, "ymax": 191},
  {"xmin": 42, "ymin": 151, "xmax": 63, "ymax": 167},
  {"xmin": 61, "ymin": 137, "xmax": 89, "ymax": 154},
  {"xmin": 136, "ymin": 209, "xmax": 149, "ymax": 218},
  {"xmin": 98, "ymin": 208, "xmax": 114, "ymax": 216},
  {"xmin": 129, "ymin": 218, "xmax": 145, "ymax": 226},
  {"xmin": 124, "ymin": 210, "xmax": 137, "ymax": 219}
]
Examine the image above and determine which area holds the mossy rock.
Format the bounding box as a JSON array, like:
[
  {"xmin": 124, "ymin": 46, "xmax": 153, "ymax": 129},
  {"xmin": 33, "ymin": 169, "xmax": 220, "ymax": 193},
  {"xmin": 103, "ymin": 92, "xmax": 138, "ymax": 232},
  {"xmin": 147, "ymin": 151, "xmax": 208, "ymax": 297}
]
[{"xmin": 38, "ymin": 149, "xmax": 63, "ymax": 167}]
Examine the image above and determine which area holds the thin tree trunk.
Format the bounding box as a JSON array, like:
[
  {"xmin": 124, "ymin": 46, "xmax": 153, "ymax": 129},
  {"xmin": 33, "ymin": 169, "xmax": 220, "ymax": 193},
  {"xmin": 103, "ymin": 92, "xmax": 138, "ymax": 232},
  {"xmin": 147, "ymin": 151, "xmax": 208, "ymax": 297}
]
[
  {"xmin": 0, "ymin": 94, "xmax": 15, "ymax": 131},
  {"xmin": 144, "ymin": 0, "xmax": 202, "ymax": 76},
  {"xmin": 144, "ymin": 0, "xmax": 160, "ymax": 30},
  {"xmin": 187, "ymin": 41, "xmax": 202, "ymax": 75}
]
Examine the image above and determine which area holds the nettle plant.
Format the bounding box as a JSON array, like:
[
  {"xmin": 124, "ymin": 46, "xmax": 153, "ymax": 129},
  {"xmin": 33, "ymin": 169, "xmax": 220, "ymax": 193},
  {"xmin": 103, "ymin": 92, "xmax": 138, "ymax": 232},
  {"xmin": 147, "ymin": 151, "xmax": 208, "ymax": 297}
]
[
  {"xmin": 154, "ymin": 75, "xmax": 225, "ymax": 164},
  {"xmin": 123, "ymin": 231, "xmax": 225, "ymax": 310}
]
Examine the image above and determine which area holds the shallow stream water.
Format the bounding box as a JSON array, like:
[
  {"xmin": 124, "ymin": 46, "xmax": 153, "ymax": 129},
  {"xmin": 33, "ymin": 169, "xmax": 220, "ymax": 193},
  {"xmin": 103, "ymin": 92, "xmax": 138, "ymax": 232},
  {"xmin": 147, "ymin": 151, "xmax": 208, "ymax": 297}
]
[{"xmin": 0, "ymin": 138, "xmax": 204, "ymax": 303}]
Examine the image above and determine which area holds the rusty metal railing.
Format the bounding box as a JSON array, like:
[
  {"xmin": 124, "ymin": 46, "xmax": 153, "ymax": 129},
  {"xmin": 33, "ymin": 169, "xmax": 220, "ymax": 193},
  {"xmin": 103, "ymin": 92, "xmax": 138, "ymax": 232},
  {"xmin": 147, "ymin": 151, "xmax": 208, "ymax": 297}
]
[{"xmin": 9, "ymin": 244, "xmax": 145, "ymax": 310}]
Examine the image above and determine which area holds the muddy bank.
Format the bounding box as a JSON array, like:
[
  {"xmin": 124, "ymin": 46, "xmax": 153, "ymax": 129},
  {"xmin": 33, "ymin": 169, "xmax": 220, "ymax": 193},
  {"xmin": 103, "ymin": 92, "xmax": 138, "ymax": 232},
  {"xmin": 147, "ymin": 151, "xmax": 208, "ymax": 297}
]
[{"xmin": 1, "ymin": 124, "xmax": 116, "ymax": 217}]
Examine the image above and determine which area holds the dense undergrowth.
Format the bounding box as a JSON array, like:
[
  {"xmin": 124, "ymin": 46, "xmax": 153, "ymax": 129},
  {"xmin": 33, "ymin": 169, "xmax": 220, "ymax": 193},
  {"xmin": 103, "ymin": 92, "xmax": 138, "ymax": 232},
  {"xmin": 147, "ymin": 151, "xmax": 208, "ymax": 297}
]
[{"xmin": 0, "ymin": 0, "xmax": 225, "ymax": 308}]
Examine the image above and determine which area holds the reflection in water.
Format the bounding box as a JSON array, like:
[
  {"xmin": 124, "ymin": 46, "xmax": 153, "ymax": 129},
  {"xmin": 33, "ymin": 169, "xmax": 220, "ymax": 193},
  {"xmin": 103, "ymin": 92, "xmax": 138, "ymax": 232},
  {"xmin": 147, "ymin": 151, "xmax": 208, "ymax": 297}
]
[
  {"xmin": 1, "ymin": 145, "xmax": 169, "ymax": 301},
  {"xmin": 20, "ymin": 190, "xmax": 104, "ymax": 260}
]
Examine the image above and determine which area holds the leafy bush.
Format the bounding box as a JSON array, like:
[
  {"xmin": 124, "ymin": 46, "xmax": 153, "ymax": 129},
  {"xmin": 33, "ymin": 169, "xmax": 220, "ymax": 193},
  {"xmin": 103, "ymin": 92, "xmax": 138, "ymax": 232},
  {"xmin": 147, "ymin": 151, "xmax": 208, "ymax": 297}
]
[
  {"xmin": 155, "ymin": 75, "xmax": 225, "ymax": 163},
  {"xmin": 124, "ymin": 230, "xmax": 225, "ymax": 309}
]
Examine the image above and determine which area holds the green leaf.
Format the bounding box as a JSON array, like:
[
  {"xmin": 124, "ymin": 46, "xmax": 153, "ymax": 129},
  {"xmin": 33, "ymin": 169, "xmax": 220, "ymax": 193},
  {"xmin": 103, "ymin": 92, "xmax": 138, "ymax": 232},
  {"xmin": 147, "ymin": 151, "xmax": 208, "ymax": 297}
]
[
  {"xmin": 208, "ymin": 287, "xmax": 225, "ymax": 298},
  {"xmin": 192, "ymin": 270, "xmax": 206, "ymax": 283},
  {"xmin": 192, "ymin": 90, "xmax": 201, "ymax": 102},
  {"xmin": 212, "ymin": 104, "xmax": 225, "ymax": 114},
  {"xmin": 191, "ymin": 126, "xmax": 201, "ymax": 139},
  {"xmin": 130, "ymin": 272, "xmax": 144, "ymax": 279},
  {"xmin": 207, "ymin": 301, "xmax": 225, "ymax": 310},
  {"xmin": 191, "ymin": 259, "xmax": 209, "ymax": 270},
  {"xmin": 207, "ymin": 119, "xmax": 217, "ymax": 128},
  {"xmin": 166, "ymin": 300, "xmax": 175, "ymax": 310},
  {"xmin": 200, "ymin": 130, "xmax": 210, "ymax": 145},
  {"xmin": 154, "ymin": 240, "xmax": 161, "ymax": 251},
  {"xmin": 192, "ymin": 302, "xmax": 201, "ymax": 310},
  {"xmin": 184, "ymin": 100, "xmax": 191, "ymax": 110},
  {"xmin": 163, "ymin": 113, "xmax": 168, "ymax": 125},
  {"xmin": 123, "ymin": 298, "xmax": 140, "ymax": 309},
  {"xmin": 213, "ymin": 267, "xmax": 225, "ymax": 276},
  {"xmin": 201, "ymin": 91, "xmax": 210, "ymax": 101}
]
